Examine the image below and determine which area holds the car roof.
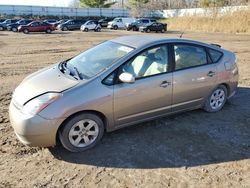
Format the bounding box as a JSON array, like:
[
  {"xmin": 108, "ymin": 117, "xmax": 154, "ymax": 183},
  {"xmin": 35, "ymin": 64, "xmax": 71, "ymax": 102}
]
[{"xmin": 110, "ymin": 35, "xmax": 220, "ymax": 50}]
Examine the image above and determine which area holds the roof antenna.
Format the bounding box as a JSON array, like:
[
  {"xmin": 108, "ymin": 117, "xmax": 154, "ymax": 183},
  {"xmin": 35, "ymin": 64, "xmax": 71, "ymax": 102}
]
[
  {"xmin": 179, "ymin": 31, "xmax": 184, "ymax": 38},
  {"xmin": 179, "ymin": 18, "xmax": 192, "ymax": 38}
]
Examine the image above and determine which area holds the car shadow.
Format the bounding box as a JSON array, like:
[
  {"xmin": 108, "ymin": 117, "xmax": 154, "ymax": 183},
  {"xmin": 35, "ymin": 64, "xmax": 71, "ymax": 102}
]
[{"xmin": 49, "ymin": 87, "xmax": 250, "ymax": 169}]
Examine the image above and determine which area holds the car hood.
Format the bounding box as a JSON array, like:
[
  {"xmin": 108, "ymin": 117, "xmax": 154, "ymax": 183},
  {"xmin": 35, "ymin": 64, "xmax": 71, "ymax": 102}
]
[{"xmin": 13, "ymin": 65, "xmax": 79, "ymax": 106}]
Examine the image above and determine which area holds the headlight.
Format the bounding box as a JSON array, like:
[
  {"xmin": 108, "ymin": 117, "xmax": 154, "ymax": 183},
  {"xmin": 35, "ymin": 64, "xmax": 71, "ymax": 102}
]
[{"xmin": 22, "ymin": 92, "xmax": 61, "ymax": 115}]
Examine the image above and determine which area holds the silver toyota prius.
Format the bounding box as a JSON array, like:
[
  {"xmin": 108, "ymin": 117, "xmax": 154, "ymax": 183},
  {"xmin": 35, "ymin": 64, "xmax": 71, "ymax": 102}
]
[{"xmin": 9, "ymin": 36, "xmax": 238, "ymax": 152}]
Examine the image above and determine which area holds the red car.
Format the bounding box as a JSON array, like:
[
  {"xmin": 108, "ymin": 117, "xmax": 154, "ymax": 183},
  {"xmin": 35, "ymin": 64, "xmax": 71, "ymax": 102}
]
[{"xmin": 18, "ymin": 21, "xmax": 55, "ymax": 34}]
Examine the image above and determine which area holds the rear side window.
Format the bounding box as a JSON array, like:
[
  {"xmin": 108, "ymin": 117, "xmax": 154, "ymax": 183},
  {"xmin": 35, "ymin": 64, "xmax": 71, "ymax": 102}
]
[
  {"xmin": 174, "ymin": 44, "xmax": 207, "ymax": 70},
  {"xmin": 208, "ymin": 48, "xmax": 223, "ymax": 63}
]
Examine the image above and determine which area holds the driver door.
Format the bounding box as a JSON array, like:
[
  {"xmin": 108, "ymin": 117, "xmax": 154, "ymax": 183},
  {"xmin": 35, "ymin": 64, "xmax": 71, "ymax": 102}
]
[{"xmin": 113, "ymin": 44, "xmax": 173, "ymax": 127}]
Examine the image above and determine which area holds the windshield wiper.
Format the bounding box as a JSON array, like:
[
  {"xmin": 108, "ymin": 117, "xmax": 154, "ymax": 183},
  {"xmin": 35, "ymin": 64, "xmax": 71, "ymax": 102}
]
[{"xmin": 73, "ymin": 66, "xmax": 82, "ymax": 80}]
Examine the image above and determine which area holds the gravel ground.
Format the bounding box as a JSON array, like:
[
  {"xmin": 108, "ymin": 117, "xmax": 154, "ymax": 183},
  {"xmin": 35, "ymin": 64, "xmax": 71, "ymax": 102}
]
[{"xmin": 0, "ymin": 30, "xmax": 250, "ymax": 187}]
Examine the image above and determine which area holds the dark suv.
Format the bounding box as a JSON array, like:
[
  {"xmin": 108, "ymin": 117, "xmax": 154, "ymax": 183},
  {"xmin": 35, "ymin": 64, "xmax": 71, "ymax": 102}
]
[
  {"xmin": 126, "ymin": 18, "xmax": 156, "ymax": 31},
  {"xmin": 57, "ymin": 19, "xmax": 86, "ymax": 31}
]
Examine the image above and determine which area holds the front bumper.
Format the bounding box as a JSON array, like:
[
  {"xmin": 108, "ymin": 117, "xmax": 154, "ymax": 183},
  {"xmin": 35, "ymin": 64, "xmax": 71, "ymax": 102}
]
[
  {"xmin": 139, "ymin": 27, "xmax": 146, "ymax": 32},
  {"xmin": 107, "ymin": 25, "xmax": 113, "ymax": 29},
  {"xmin": 9, "ymin": 100, "xmax": 64, "ymax": 147}
]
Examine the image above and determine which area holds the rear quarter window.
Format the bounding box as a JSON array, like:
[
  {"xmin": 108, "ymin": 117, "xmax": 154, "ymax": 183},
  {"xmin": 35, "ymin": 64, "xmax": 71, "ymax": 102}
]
[{"xmin": 208, "ymin": 48, "xmax": 223, "ymax": 63}]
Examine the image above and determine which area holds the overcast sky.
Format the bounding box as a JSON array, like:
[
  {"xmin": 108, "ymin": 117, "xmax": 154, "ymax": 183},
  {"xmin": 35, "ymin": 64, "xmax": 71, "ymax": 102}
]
[{"xmin": 0, "ymin": 0, "xmax": 74, "ymax": 7}]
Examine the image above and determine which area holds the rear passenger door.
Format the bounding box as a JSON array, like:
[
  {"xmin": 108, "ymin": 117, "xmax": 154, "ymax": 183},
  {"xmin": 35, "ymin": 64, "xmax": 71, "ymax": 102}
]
[{"xmin": 171, "ymin": 43, "xmax": 217, "ymax": 112}]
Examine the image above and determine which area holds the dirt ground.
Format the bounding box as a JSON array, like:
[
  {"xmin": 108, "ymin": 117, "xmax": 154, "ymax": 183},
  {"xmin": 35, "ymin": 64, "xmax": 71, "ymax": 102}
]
[{"xmin": 0, "ymin": 29, "xmax": 250, "ymax": 188}]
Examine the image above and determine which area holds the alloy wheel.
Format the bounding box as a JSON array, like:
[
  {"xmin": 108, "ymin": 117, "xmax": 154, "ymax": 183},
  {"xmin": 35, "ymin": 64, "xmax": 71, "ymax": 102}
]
[
  {"xmin": 209, "ymin": 88, "xmax": 225, "ymax": 110},
  {"xmin": 68, "ymin": 119, "xmax": 99, "ymax": 148}
]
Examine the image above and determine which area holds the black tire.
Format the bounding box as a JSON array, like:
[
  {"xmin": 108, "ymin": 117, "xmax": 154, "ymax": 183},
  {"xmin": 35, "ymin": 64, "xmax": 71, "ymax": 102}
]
[
  {"xmin": 132, "ymin": 26, "xmax": 137, "ymax": 31},
  {"xmin": 46, "ymin": 28, "xmax": 52, "ymax": 33},
  {"xmin": 113, "ymin": 25, "xmax": 118, "ymax": 30},
  {"xmin": 23, "ymin": 29, "xmax": 29, "ymax": 34},
  {"xmin": 62, "ymin": 26, "xmax": 68, "ymax": 31},
  {"xmin": 84, "ymin": 28, "xmax": 88, "ymax": 32},
  {"xmin": 12, "ymin": 27, "xmax": 17, "ymax": 32},
  {"xmin": 203, "ymin": 85, "xmax": 228, "ymax": 113},
  {"xmin": 95, "ymin": 27, "xmax": 101, "ymax": 32},
  {"xmin": 161, "ymin": 28, "xmax": 166, "ymax": 33},
  {"xmin": 0, "ymin": 26, "xmax": 4, "ymax": 31},
  {"xmin": 59, "ymin": 113, "xmax": 104, "ymax": 152},
  {"xmin": 146, "ymin": 28, "xmax": 150, "ymax": 33}
]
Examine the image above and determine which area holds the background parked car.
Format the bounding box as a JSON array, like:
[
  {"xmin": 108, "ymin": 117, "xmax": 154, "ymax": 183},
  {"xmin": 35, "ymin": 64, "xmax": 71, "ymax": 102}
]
[
  {"xmin": 80, "ymin": 20, "xmax": 101, "ymax": 32},
  {"xmin": 18, "ymin": 21, "xmax": 55, "ymax": 34},
  {"xmin": 0, "ymin": 19, "xmax": 6, "ymax": 23},
  {"xmin": 0, "ymin": 19, "xmax": 19, "ymax": 30},
  {"xmin": 57, "ymin": 19, "xmax": 86, "ymax": 31},
  {"xmin": 7, "ymin": 19, "xmax": 33, "ymax": 32},
  {"xmin": 107, "ymin": 17, "xmax": 135, "ymax": 30},
  {"xmin": 98, "ymin": 18, "xmax": 113, "ymax": 27},
  {"xmin": 51, "ymin": 19, "xmax": 68, "ymax": 28},
  {"xmin": 126, "ymin": 18, "xmax": 156, "ymax": 31},
  {"xmin": 44, "ymin": 19, "xmax": 58, "ymax": 24},
  {"xmin": 139, "ymin": 22, "xmax": 167, "ymax": 33}
]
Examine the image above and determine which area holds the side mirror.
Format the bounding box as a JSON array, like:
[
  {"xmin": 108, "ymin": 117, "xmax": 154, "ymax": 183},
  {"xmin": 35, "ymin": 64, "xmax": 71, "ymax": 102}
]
[{"xmin": 119, "ymin": 72, "xmax": 135, "ymax": 84}]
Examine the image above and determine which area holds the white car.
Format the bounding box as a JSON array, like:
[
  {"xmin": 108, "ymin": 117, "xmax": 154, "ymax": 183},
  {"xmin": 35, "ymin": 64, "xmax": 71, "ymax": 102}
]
[
  {"xmin": 80, "ymin": 20, "xmax": 101, "ymax": 32},
  {"xmin": 107, "ymin": 17, "xmax": 135, "ymax": 30}
]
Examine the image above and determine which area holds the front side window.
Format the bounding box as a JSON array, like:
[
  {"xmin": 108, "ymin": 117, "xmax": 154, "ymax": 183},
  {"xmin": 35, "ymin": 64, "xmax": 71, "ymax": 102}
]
[
  {"xmin": 122, "ymin": 45, "xmax": 169, "ymax": 79},
  {"xmin": 174, "ymin": 44, "xmax": 207, "ymax": 70},
  {"xmin": 66, "ymin": 41, "xmax": 134, "ymax": 79}
]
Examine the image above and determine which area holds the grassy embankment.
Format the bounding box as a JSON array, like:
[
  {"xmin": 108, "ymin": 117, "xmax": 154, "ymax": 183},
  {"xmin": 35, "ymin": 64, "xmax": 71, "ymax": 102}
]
[{"xmin": 164, "ymin": 9, "xmax": 250, "ymax": 34}]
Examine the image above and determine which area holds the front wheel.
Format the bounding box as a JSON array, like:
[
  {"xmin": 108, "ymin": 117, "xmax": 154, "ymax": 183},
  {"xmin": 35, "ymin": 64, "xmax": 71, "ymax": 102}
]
[
  {"xmin": 59, "ymin": 113, "xmax": 104, "ymax": 152},
  {"xmin": 0, "ymin": 26, "xmax": 4, "ymax": 31},
  {"xmin": 146, "ymin": 28, "xmax": 151, "ymax": 33},
  {"xmin": 62, "ymin": 26, "xmax": 68, "ymax": 31},
  {"xmin": 84, "ymin": 28, "xmax": 89, "ymax": 32},
  {"xmin": 95, "ymin": 27, "xmax": 101, "ymax": 32},
  {"xmin": 203, "ymin": 85, "xmax": 227, "ymax": 112},
  {"xmin": 113, "ymin": 25, "xmax": 118, "ymax": 30}
]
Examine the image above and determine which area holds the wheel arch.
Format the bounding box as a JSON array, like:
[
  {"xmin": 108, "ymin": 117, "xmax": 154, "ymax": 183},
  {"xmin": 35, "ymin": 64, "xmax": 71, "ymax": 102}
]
[
  {"xmin": 56, "ymin": 110, "xmax": 108, "ymax": 144},
  {"xmin": 219, "ymin": 83, "xmax": 230, "ymax": 97}
]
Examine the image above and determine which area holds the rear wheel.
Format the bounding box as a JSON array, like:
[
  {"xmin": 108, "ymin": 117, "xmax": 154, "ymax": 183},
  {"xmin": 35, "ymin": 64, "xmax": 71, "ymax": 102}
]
[
  {"xmin": 59, "ymin": 113, "xmax": 104, "ymax": 152},
  {"xmin": 204, "ymin": 85, "xmax": 227, "ymax": 112},
  {"xmin": 23, "ymin": 29, "xmax": 29, "ymax": 34},
  {"xmin": 12, "ymin": 27, "xmax": 17, "ymax": 32},
  {"xmin": 46, "ymin": 28, "xmax": 52, "ymax": 33},
  {"xmin": 161, "ymin": 28, "xmax": 166, "ymax": 33}
]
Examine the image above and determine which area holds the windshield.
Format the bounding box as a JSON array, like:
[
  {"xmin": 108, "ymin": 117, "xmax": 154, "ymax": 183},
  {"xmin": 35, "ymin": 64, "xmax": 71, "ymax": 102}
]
[{"xmin": 65, "ymin": 41, "xmax": 134, "ymax": 79}]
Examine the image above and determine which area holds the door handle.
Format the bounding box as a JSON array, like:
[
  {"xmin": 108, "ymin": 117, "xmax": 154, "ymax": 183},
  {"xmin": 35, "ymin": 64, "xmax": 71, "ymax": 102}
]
[
  {"xmin": 160, "ymin": 81, "xmax": 171, "ymax": 88},
  {"xmin": 207, "ymin": 71, "xmax": 216, "ymax": 77}
]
